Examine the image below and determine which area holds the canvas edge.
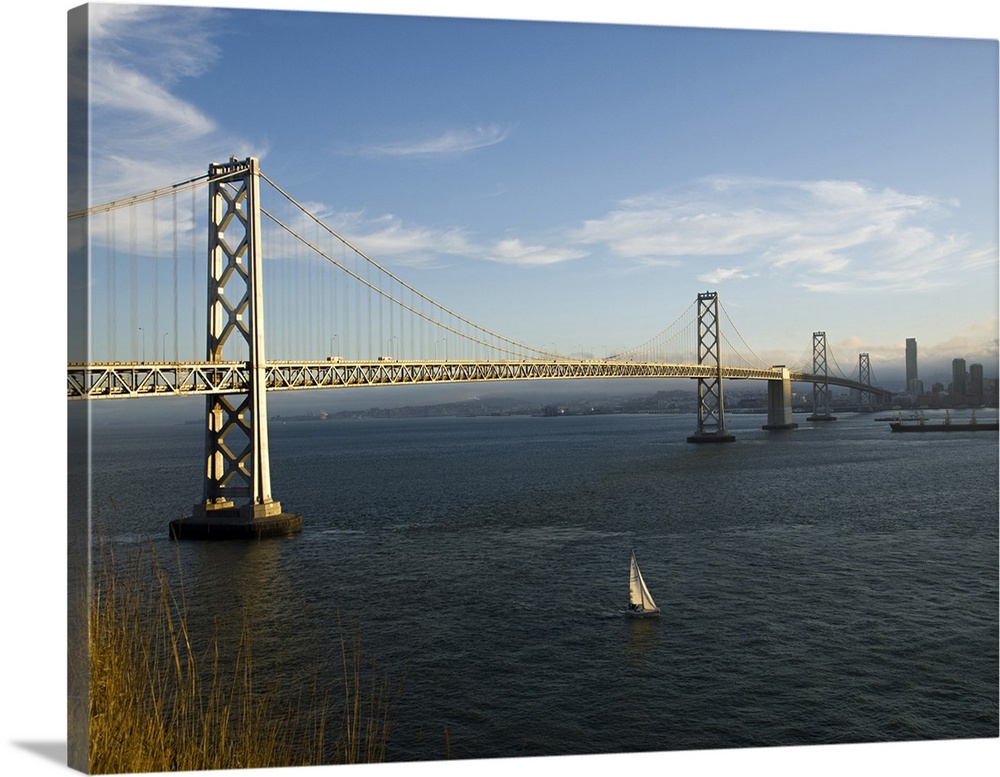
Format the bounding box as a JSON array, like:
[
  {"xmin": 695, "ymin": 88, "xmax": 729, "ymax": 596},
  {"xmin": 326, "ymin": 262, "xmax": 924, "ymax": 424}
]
[{"xmin": 67, "ymin": 3, "xmax": 91, "ymax": 773}]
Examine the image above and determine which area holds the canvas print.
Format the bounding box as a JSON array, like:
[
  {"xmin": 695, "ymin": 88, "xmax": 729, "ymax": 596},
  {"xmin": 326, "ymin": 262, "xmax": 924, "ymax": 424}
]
[{"xmin": 67, "ymin": 2, "xmax": 998, "ymax": 774}]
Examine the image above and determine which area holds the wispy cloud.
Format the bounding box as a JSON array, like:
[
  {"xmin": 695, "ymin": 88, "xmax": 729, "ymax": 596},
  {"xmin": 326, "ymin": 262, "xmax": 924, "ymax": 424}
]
[
  {"xmin": 697, "ymin": 266, "xmax": 757, "ymax": 284},
  {"xmin": 572, "ymin": 176, "xmax": 995, "ymax": 293},
  {"xmin": 90, "ymin": 60, "xmax": 215, "ymax": 138},
  {"xmin": 352, "ymin": 124, "xmax": 513, "ymax": 158},
  {"xmin": 486, "ymin": 238, "xmax": 586, "ymax": 266},
  {"xmin": 344, "ymin": 220, "xmax": 477, "ymax": 265},
  {"xmin": 294, "ymin": 209, "xmax": 583, "ymax": 269},
  {"xmin": 919, "ymin": 317, "xmax": 1000, "ymax": 364},
  {"xmin": 291, "ymin": 174, "xmax": 996, "ymax": 277},
  {"xmin": 85, "ymin": 5, "xmax": 254, "ymax": 201},
  {"xmin": 89, "ymin": 4, "xmax": 219, "ymax": 83}
]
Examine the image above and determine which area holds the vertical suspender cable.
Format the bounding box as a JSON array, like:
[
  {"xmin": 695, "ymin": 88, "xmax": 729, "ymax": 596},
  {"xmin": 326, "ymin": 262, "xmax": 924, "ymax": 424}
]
[
  {"xmin": 294, "ymin": 230, "xmax": 302, "ymax": 359},
  {"xmin": 129, "ymin": 207, "xmax": 138, "ymax": 360},
  {"xmin": 342, "ymin": 244, "xmax": 350, "ymax": 359},
  {"xmin": 377, "ymin": 261, "xmax": 384, "ymax": 357},
  {"xmin": 389, "ymin": 277, "xmax": 395, "ymax": 357},
  {"xmin": 107, "ymin": 212, "xmax": 116, "ymax": 362},
  {"xmin": 172, "ymin": 192, "xmax": 179, "ymax": 362},
  {"xmin": 151, "ymin": 199, "xmax": 159, "ymax": 360},
  {"xmin": 282, "ymin": 221, "xmax": 291, "ymax": 359},
  {"xmin": 366, "ymin": 258, "xmax": 372, "ymax": 359},
  {"xmin": 191, "ymin": 185, "xmax": 198, "ymax": 361},
  {"xmin": 355, "ymin": 249, "xmax": 362, "ymax": 359}
]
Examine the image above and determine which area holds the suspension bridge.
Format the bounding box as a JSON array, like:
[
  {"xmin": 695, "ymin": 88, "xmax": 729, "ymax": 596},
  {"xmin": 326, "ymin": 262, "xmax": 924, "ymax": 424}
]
[{"xmin": 67, "ymin": 157, "xmax": 893, "ymax": 538}]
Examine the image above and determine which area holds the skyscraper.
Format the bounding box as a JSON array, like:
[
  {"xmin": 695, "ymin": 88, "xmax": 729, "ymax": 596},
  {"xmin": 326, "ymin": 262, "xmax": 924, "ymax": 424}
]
[
  {"xmin": 952, "ymin": 358, "xmax": 968, "ymax": 398},
  {"xmin": 905, "ymin": 338, "xmax": 919, "ymax": 393},
  {"xmin": 970, "ymin": 363, "xmax": 984, "ymax": 402}
]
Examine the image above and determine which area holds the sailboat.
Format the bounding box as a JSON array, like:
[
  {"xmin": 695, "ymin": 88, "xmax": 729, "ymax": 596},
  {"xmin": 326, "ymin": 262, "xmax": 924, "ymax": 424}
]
[{"xmin": 627, "ymin": 549, "xmax": 660, "ymax": 617}]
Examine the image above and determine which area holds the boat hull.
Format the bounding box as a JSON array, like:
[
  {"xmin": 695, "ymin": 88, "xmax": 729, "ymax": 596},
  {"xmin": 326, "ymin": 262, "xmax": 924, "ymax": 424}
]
[
  {"xmin": 889, "ymin": 422, "xmax": 998, "ymax": 433},
  {"xmin": 626, "ymin": 606, "xmax": 660, "ymax": 618}
]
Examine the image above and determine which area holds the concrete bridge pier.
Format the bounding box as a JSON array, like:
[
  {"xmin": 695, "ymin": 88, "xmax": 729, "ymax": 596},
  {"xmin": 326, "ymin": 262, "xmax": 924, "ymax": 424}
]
[
  {"xmin": 171, "ymin": 498, "xmax": 302, "ymax": 541},
  {"xmin": 762, "ymin": 367, "xmax": 798, "ymax": 430}
]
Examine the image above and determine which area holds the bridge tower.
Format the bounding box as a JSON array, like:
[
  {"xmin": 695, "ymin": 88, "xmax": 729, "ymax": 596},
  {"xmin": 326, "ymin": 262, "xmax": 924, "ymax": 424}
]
[
  {"xmin": 170, "ymin": 157, "xmax": 302, "ymax": 539},
  {"xmin": 857, "ymin": 352, "xmax": 873, "ymax": 412},
  {"xmin": 807, "ymin": 331, "xmax": 836, "ymax": 422},
  {"xmin": 687, "ymin": 291, "xmax": 736, "ymax": 443}
]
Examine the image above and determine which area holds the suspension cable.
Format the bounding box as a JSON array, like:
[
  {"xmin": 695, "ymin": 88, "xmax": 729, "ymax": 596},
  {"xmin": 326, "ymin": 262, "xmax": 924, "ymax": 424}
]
[
  {"xmin": 261, "ymin": 207, "xmax": 545, "ymax": 360},
  {"xmin": 789, "ymin": 342, "xmax": 813, "ymax": 372},
  {"xmin": 260, "ymin": 173, "xmax": 562, "ymax": 359},
  {"xmin": 827, "ymin": 343, "xmax": 851, "ymax": 380},
  {"xmin": 608, "ymin": 300, "xmax": 697, "ymax": 361},
  {"xmin": 719, "ymin": 301, "xmax": 770, "ymax": 368},
  {"xmin": 67, "ymin": 172, "xmax": 213, "ymax": 220}
]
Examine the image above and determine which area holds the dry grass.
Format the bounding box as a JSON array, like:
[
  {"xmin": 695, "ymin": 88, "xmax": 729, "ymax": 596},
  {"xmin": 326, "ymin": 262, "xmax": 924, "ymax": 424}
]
[
  {"xmin": 87, "ymin": 542, "xmax": 397, "ymax": 773},
  {"xmin": 334, "ymin": 614, "xmax": 397, "ymax": 765}
]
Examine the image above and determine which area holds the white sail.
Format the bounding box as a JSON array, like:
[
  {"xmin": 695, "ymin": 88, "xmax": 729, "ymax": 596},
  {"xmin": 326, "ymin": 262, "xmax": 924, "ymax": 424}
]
[{"xmin": 628, "ymin": 550, "xmax": 659, "ymax": 615}]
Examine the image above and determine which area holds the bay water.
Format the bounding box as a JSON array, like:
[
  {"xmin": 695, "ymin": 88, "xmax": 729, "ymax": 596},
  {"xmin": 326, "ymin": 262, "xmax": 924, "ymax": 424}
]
[{"xmin": 87, "ymin": 406, "xmax": 999, "ymax": 763}]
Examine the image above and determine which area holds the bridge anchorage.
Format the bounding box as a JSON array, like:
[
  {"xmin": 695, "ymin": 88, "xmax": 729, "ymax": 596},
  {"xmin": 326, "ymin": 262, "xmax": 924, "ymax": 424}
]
[{"xmin": 168, "ymin": 158, "xmax": 302, "ymax": 540}]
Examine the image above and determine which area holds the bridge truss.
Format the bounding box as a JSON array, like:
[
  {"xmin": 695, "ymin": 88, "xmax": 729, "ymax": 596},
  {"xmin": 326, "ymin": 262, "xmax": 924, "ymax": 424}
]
[{"xmin": 68, "ymin": 359, "xmax": 809, "ymax": 399}]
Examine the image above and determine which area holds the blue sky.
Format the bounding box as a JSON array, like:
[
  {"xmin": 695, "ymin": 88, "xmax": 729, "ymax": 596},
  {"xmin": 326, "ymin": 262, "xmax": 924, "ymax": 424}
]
[
  {"xmin": 76, "ymin": 2, "xmax": 999, "ymax": 387},
  {"xmin": 81, "ymin": 1, "xmax": 998, "ymax": 387}
]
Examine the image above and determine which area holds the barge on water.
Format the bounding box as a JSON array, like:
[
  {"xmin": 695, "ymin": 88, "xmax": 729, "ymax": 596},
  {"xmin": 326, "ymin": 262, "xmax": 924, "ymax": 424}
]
[{"xmin": 889, "ymin": 411, "xmax": 998, "ymax": 433}]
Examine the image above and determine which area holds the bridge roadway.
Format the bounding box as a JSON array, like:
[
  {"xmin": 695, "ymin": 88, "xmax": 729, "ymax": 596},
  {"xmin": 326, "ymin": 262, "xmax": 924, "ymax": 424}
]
[{"xmin": 67, "ymin": 359, "xmax": 888, "ymax": 400}]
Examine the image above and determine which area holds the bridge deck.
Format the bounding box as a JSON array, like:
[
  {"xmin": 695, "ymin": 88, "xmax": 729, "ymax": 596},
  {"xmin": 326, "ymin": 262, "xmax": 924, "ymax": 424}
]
[{"xmin": 67, "ymin": 360, "xmax": 885, "ymax": 400}]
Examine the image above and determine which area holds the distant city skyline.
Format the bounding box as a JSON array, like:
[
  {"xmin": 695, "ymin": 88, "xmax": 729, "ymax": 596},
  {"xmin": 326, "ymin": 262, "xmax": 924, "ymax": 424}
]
[
  {"xmin": 75, "ymin": 1, "xmax": 998, "ymax": 386},
  {"xmin": 901, "ymin": 335, "xmax": 998, "ymax": 396}
]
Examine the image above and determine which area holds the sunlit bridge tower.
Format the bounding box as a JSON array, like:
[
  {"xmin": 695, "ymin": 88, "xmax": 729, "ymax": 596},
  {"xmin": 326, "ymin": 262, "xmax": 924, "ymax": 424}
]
[
  {"xmin": 807, "ymin": 331, "xmax": 836, "ymax": 422},
  {"xmin": 169, "ymin": 157, "xmax": 302, "ymax": 539},
  {"xmin": 687, "ymin": 291, "xmax": 736, "ymax": 443}
]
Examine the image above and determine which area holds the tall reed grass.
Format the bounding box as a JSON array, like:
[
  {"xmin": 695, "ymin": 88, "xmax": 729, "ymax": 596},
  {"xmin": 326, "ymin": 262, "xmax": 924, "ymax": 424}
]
[{"xmin": 87, "ymin": 541, "xmax": 398, "ymax": 773}]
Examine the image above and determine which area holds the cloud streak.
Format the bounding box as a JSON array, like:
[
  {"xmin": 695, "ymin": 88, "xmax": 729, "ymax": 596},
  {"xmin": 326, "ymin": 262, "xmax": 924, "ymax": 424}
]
[
  {"xmin": 572, "ymin": 176, "xmax": 995, "ymax": 292},
  {"xmin": 303, "ymin": 210, "xmax": 584, "ymax": 269},
  {"xmin": 697, "ymin": 266, "xmax": 756, "ymax": 284},
  {"xmin": 86, "ymin": 5, "xmax": 253, "ymax": 201},
  {"xmin": 293, "ymin": 174, "xmax": 994, "ymax": 281},
  {"xmin": 352, "ymin": 124, "xmax": 513, "ymax": 158}
]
